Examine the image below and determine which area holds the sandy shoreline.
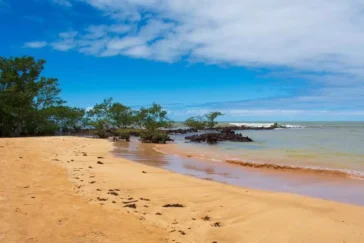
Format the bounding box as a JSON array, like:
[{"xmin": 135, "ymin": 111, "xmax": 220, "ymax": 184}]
[
  {"xmin": 154, "ymin": 143, "xmax": 364, "ymax": 180},
  {"xmin": 1, "ymin": 137, "xmax": 364, "ymax": 243}
]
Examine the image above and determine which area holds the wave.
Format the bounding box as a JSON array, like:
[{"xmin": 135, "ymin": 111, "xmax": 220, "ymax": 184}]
[
  {"xmin": 226, "ymin": 159, "xmax": 364, "ymax": 180},
  {"xmin": 228, "ymin": 123, "xmax": 306, "ymax": 129}
]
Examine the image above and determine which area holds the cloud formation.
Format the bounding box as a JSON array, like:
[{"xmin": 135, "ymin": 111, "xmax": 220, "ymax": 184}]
[
  {"xmin": 23, "ymin": 0, "xmax": 364, "ymax": 119},
  {"xmin": 30, "ymin": 0, "xmax": 364, "ymax": 76},
  {"xmin": 24, "ymin": 41, "xmax": 48, "ymax": 48},
  {"xmin": 53, "ymin": 0, "xmax": 72, "ymax": 7}
]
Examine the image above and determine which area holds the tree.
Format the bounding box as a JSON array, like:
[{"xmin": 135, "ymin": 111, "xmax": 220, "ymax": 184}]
[
  {"xmin": 0, "ymin": 56, "xmax": 64, "ymax": 136},
  {"xmin": 86, "ymin": 98, "xmax": 113, "ymax": 138},
  {"xmin": 135, "ymin": 103, "xmax": 173, "ymax": 143},
  {"xmin": 109, "ymin": 102, "xmax": 133, "ymax": 128},
  {"xmin": 45, "ymin": 106, "xmax": 85, "ymax": 132},
  {"xmin": 136, "ymin": 103, "xmax": 172, "ymax": 131},
  {"xmin": 205, "ymin": 111, "xmax": 223, "ymax": 128},
  {"xmin": 184, "ymin": 116, "xmax": 207, "ymax": 130}
]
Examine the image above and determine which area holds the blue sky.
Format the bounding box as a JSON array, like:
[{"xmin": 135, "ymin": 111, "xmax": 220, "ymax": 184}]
[{"xmin": 1, "ymin": 0, "xmax": 364, "ymax": 121}]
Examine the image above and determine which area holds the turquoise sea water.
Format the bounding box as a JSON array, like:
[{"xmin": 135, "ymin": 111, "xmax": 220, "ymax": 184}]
[{"xmin": 171, "ymin": 122, "xmax": 364, "ymax": 178}]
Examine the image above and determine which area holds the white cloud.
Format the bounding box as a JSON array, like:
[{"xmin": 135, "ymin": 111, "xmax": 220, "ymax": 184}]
[
  {"xmin": 53, "ymin": 0, "xmax": 72, "ymax": 7},
  {"xmin": 36, "ymin": 0, "xmax": 364, "ymax": 77},
  {"xmin": 24, "ymin": 0, "xmax": 364, "ymax": 118},
  {"xmin": 51, "ymin": 31, "xmax": 78, "ymax": 51},
  {"xmin": 24, "ymin": 41, "xmax": 48, "ymax": 48}
]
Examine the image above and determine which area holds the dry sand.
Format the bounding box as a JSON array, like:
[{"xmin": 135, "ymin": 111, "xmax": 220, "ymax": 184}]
[{"xmin": 1, "ymin": 137, "xmax": 364, "ymax": 243}]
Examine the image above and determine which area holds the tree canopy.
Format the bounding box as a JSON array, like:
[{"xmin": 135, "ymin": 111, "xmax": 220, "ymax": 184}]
[
  {"xmin": 205, "ymin": 111, "xmax": 224, "ymax": 128},
  {"xmin": 184, "ymin": 112, "xmax": 224, "ymax": 130},
  {"xmin": 135, "ymin": 103, "xmax": 172, "ymax": 131},
  {"xmin": 0, "ymin": 56, "xmax": 82, "ymax": 136},
  {"xmin": 0, "ymin": 55, "xmax": 176, "ymax": 144},
  {"xmin": 109, "ymin": 102, "xmax": 133, "ymax": 128},
  {"xmin": 184, "ymin": 116, "xmax": 207, "ymax": 130}
]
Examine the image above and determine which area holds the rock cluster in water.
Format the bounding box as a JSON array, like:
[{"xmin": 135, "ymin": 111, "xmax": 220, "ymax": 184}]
[
  {"xmin": 166, "ymin": 128, "xmax": 199, "ymax": 134},
  {"xmin": 185, "ymin": 129, "xmax": 253, "ymax": 144}
]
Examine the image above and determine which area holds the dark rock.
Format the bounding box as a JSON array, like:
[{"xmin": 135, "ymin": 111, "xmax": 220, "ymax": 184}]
[
  {"xmin": 213, "ymin": 222, "xmax": 221, "ymax": 227},
  {"xmin": 185, "ymin": 129, "xmax": 253, "ymax": 144},
  {"xmin": 163, "ymin": 204, "xmax": 184, "ymax": 208},
  {"xmin": 108, "ymin": 191, "xmax": 119, "ymax": 196},
  {"xmin": 97, "ymin": 197, "xmax": 107, "ymax": 201},
  {"xmin": 166, "ymin": 128, "xmax": 198, "ymax": 134},
  {"xmin": 97, "ymin": 161, "xmax": 104, "ymax": 164},
  {"xmin": 123, "ymin": 200, "xmax": 138, "ymax": 204},
  {"xmin": 202, "ymin": 215, "xmax": 211, "ymax": 221},
  {"xmin": 124, "ymin": 203, "xmax": 136, "ymax": 209}
]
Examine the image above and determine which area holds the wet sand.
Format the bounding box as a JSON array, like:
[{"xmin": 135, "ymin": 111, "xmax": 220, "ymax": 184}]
[
  {"xmin": 2, "ymin": 137, "xmax": 364, "ymax": 243},
  {"xmin": 116, "ymin": 139, "xmax": 364, "ymax": 205}
]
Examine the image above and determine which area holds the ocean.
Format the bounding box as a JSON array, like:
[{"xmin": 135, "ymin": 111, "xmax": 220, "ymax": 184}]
[
  {"xmin": 170, "ymin": 122, "xmax": 364, "ymax": 179},
  {"xmin": 113, "ymin": 122, "xmax": 364, "ymax": 205}
]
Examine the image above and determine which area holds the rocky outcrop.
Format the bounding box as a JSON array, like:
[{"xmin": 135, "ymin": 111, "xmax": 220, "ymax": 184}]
[
  {"xmin": 166, "ymin": 128, "xmax": 199, "ymax": 134},
  {"xmin": 185, "ymin": 129, "xmax": 253, "ymax": 144}
]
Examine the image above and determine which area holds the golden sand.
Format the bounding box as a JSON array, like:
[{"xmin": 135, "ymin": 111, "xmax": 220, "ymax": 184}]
[{"xmin": 1, "ymin": 137, "xmax": 364, "ymax": 243}]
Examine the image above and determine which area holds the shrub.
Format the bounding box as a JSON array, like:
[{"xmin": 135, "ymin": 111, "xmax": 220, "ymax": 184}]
[{"xmin": 140, "ymin": 131, "xmax": 173, "ymax": 144}]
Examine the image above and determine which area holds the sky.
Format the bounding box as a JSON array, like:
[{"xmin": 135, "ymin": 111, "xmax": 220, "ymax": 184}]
[{"xmin": 1, "ymin": 0, "xmax": 364, "ymax": 121}]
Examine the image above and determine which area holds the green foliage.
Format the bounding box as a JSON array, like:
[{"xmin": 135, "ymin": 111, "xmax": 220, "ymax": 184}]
[
  {"xmin": 185, "ymin": 112, "xmax": 224, "ymax": 130},
  {"xmin": 272, "ymin": 122, "xmax": 282, "ymax": 128},
  {"xmin": 205, "ymin": 111, "xmax": 224, "ymax": 128},
  {"xmin": 109, "ymin": 102, "xmax": 133, "ymax": 128},
  {"xmin": 0, "ymin": 56, "xmax": 77, "ymax": 137},
  {"xmin": 140, "ymin": 130, "xmax": 171, "ymax": 144},
  {"xmin": 184, "ymin": 116, "xmax": 207, "ymax": 130},
  {"xmin": 135, "ymin": 103, "xmax": 173, "ymax": 131},
  {"xmin": 86, "ymin": 98, "xmax": 113, "ymax": 138},
  {"xmin": 117, "ymin": 128, "xmax": 143, "ymax": 136},
  {"xmin": 0, "ymin": 55, "xmax": 176, "ymax": 140},
  {"xmin": 119, "ymin": 132, "xmax": 131, "ymax": 141},
  {"xmin": 44, "ymin": 106, "xmax": 85, "ymax": 132}
]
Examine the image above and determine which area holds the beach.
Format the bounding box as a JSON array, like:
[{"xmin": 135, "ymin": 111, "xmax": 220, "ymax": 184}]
[{"xmin": 1, "ymin": 136, "xmax": 364, "ymax": 243}]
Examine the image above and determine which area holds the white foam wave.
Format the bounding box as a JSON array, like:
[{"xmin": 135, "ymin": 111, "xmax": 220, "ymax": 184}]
[
  {"xmin": 229, "ymin": 123, "xmax": 274, "ymax": 128},
  {"xmin": 229, "ymin": 123, "xmax": 306, "ymax": 129},
  {"xmin": 282, "ymin": 124, "xmax": 306, "ymax": 129}
]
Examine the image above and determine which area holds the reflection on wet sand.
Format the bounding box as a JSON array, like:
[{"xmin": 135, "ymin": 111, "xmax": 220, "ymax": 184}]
[{"xmin": 113, "ymin": 138, "xmax": 364, "ymax": 206}]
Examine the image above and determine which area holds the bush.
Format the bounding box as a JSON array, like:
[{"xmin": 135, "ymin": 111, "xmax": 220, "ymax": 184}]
[
  {"xmin": 184, "ymin": 117, "xmax": 207, "ymax": 130},
  {"xmin": 140, "ymin": 131, "xmax": 173, "ymax": 144},
  {"xmin": 117, "ymin": 128, "xmax": 143, "ymax": 137},
  {"xmin": 119, "ymin": 132, "xmax": 131, "ymax": 141},
  {"xmin": 272, "ymin": 122, "xmax": 282, "ymax": 128}
]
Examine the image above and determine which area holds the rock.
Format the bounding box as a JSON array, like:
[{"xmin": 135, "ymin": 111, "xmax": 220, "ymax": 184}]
[
  {"xmin": 124, "ymin": 203, "xmax": 136, "ymax": 209},
  {"xmin": 213, "ymin": 222, "xmax": 221, "ymax": 227},
  {"xmin": 166, "ymin": 128, "xmax": 198, "ymax": 134},
  {"xmin": 108, "ymin": 191, "xmax": 118, "ymax": 196},
  {"xmin": 185, "ymin": 129, "xmax": 253, "ymax": 144},
  {"xmin": 163, "ymin": 204, "xmax": 184, "ymax": 208},
  {"xmin": 202, "ymin": 215, "xmax": 211, "ymax": 221}
]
